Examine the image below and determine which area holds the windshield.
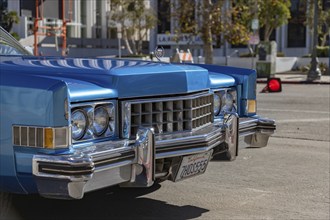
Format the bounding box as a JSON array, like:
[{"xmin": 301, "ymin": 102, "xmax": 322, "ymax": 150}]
[{"xmin": 0, "ymin": 26, "xmax": 32, "ymax": 56}]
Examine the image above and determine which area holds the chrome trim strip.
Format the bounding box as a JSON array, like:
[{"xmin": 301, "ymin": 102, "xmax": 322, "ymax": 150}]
[
  {"xmin": 238, "ymin": 117, "xmax": 276, "ymax": 148},
  {"xmin": 93, "ymin": 152, "xmax": 135, "ymax": 168},
  {"xmin": 156, "ymin": 141, "xmax": 221, "ymax": 159},
  {"xmin": 155, "ymin": 123, "xmax": 223, "ymax": 147},
  {"xmin": 93, "ymin": 160, "xmax": 133, "ymax": 173},
  {"xmin": 156, "ymin": 136, "xmax": 221, "ymax": 153},
  {"xmin": 238, "ymin": 117, "xmax": 276, "ymax": 134},
  {"xmin": 154, "ymin": 123, "xmax": 224, "ymax": 158},
  {"xmin": 123, "ymin": 91, "xmax": 211, "ymax": 104},
  {"xmin": 38, "ymin": 167, "xmax": 92, "ymax": 175},
  {"xmin": 70, "ymin": 100, "xmax": 117, "ymax": 108}
]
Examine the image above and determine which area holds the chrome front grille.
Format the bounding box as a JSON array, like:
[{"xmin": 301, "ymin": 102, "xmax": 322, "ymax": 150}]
[{"xmin": 122, "ymin": 92, "xmax": 214, "ymax": 138}]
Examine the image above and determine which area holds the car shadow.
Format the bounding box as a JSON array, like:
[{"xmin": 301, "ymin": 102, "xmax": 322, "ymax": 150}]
[{"xmin": 9, "ymin": 183, "xmax": 209, "ymax": 220}]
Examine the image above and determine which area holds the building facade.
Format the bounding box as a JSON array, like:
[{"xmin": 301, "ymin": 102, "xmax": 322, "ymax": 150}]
[
  {"xmin": 150, "ymin": 0, "xmax": 329, "ymax": 58},
  {"xmin": 3, "ymin": 0, "xmax": 113, "ymax": 39},
  {"xmin": 3, "ymin": 0, "xmax": 329, "ymax": 59}
]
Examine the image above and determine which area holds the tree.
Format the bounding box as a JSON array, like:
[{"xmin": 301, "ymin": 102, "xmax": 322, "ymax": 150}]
[
  {"xmin": 0, "ymin": 10, "xmax": 19, "ymax": 33},
  {"xmin": 110, "ymin": 0, "xmax": 157, "ymax": 55},
  {"xmin": 172, "ymin": 0, "xmax": 251, "ymax": 64},
  {"xmin": 258, "ymin": 0, "xmax": 291, "ymax": 42},
  {"xmin": 171, "ymin": 0, "xmax": 291, "ymax": 63},
  {"xmin": 319, "ymin": 9, "xmax": 330, "ymax": 46},
  {"xmin": 306, "ymin": 0, "xmax": 330, "ymax": 46}
]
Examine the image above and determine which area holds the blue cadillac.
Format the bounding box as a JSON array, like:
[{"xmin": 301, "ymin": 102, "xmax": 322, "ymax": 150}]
[{"xmin": 0, "ymin": 26, "xmax": 275, "ymax": 203}]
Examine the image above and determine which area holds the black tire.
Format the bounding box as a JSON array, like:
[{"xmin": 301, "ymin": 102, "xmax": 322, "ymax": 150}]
[{"xmin": 0, "ymin": 192, "xmax": 12, "ymax": 220}]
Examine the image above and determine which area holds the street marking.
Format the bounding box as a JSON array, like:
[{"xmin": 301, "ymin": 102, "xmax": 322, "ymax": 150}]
[
  {"xmin": 258, "ymin": 108, "xmax": 330, "ymax": 114},
  {"xmin": 246, "ymin": 188, "xmax": 273, "ymax": 194},
  {"xmin": 276, "ymin": 118, "xmax": 330, "ymax": 123}
]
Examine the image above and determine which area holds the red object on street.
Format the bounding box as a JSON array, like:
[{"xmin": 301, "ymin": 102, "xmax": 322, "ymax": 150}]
[
  {"xmin": 260, "ymin": 78, "xmax": 282, "ymax": 93},
  {"xmin": 268, "ymin": 78, "xmax": 282, "ymax": 92}
]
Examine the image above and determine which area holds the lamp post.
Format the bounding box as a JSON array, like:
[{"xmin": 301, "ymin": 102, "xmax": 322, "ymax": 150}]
[
  {"xmin": 117, "ymin": 23, "xmax": 122, "ymax": 59},
  {"xmin": 249, "ymin": 0, "xmax": 259, "ymax": 70},
  {"xmin": 307, "ymin": 0, "xmax": 322, "ymax": 81}
]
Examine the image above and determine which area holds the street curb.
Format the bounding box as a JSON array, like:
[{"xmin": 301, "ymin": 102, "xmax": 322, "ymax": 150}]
[{"xmin": 257, "ymin": 79, "xmax": 330, "ymax": 85}]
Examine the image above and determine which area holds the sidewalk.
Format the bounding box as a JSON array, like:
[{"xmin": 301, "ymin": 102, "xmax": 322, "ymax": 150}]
[{"xmin": 257, "ymin": 71, "xmax": 330, "ymax": 84}]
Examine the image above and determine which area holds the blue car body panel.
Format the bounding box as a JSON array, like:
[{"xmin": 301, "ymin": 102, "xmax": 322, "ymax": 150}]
[
  {"xmin": 0, "ymin": 69, "xmax": 70, "ymax": 193},
  {"xmin": 1, "ymin": 57, "xmax": 256, "ymax": 99},
  {"xmin": 2, "ymin": 57, "xmax": 213, "ymax": 100},
  {"xmin": 194, "ymin": 64, "xmax": 257, "ymax": 99}
]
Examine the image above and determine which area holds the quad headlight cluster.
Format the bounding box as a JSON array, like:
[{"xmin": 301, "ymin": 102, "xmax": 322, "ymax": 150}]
[
  {"xmin": 70, "ymin": 102, "xmax": 116, "ymax": 142},
  {"xmin": 213, "ymin": 89, "xmax": 237, "ymax": 117}
]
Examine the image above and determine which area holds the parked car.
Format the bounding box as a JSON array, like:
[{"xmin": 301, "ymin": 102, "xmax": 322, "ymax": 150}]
[{"xmin": 0, "ymin": 26, "xmax": 275, "ymax": 204}]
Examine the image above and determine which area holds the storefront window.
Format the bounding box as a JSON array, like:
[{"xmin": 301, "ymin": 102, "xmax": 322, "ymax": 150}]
[
  {"xmin": 287, "ymin": 0, "xmax": 306, "ymax": 47},
  {"xmin": 157, "ymin": 0, "xmax": 170, "ymax": 34},
  {"xmin": 0, "ymin": 0, "xmax": 8, "ymax": 10}
]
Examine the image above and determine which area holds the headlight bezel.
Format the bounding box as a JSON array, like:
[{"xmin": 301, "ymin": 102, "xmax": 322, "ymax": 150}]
[
  {"xmin": 93, "ymin": 106, "xmax": 110, "ymax": 137},
  {"xmin": 213, "ymin": 88, "xmax": 237, "ymax": 117},
  {"xmin": 213, "ymin": 93, "xmax": 222, "ymax": 115},
  {"xmin": 70, "ymin": 101, "xmax": 117, "ymax": 143},
  {"xmin": 71, "ymin": 109, "xmax": 88, "ymax": 141},
  {"xmin": 221, "ymin": 92, "xmax": 234, "ymax": 113}
]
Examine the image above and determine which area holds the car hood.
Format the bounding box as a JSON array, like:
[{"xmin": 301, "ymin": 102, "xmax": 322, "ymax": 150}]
[{"xmin": 1, "ymin": 56, "xmax": 236, "ymax": 101}]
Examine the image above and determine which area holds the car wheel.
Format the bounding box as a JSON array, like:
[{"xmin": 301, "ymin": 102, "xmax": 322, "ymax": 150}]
[{"xmin": 0, "ymin": 192, "xmax": 12, "ymax": 219}]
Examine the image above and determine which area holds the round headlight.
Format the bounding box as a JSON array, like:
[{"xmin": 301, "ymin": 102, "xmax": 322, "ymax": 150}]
[
  {"xmin": 93, "ymin": 106, "xmax": 109, "ymax": 136},
  {"xmin": 71, "ymin": 109, "xmax": 87, "ymax": 140},
  {"xmin": 221, "ymin": 93, "xmax": 234, "ymax": 112},
  {"xmin": 214, "ymin": 94, "xmax": 221, "ymax": 115}
]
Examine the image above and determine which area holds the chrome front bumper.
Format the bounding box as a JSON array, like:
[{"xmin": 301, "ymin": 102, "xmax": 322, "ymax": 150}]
[
  {"xmin": 32, "ymin": 116, "xmax": 275, "ymax": 199},
  {"xmin": 239, "ymin": 116, "xmax": 276, "ymax": 148}
]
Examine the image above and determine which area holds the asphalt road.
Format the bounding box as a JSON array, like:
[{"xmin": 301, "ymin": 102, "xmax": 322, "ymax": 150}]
[{"xmin": 3, "ymin": 84, "xmax": 330, "ymax": 220}]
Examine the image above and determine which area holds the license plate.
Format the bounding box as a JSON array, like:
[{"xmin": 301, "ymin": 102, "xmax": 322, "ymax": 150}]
[{"xmin": 175, "ymin": 150, "xmax": 213, "ymax": 182}]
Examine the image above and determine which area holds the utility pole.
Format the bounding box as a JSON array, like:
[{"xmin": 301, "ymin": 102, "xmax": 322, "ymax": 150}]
[
  {"xmin": 328, "ymin": 29, "xmax": 330, "ymax": 75},
  {"xmin": 34, "ymin": 0, "xmax": 71, "ymax": 56},
  {"xmin": 117, "ymin": 23, "xmax": 122, "ymax": 59},
  {"xmin": 61, "ymin": 0, "xmax": 67, "ymax": 56},
  {"xmin": 34, "ymin": 0, "xmax": 40, "ymax": 56},
  {"xmin": 307, "ymin": 0, "xmax": 321, "ymax": 81},
  {"xmin": 327, "ymin": 1, "xmax": 330, "ymax": 75}
]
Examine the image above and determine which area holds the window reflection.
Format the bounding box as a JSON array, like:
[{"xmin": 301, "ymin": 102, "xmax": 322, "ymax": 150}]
[{"xmin": 287, "ymin": 0, "xmax": 306, "ymax": 47}]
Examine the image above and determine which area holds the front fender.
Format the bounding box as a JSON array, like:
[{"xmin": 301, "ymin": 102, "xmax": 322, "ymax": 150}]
[{"xmin": 0, "ymin": 73, "xmax": 69, "ymax": 193}]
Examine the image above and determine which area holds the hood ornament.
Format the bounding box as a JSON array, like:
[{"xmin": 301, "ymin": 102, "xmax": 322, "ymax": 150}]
[{"xmin": 154, "ymin": 46, "xmax": 165, "ymax": 61}]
